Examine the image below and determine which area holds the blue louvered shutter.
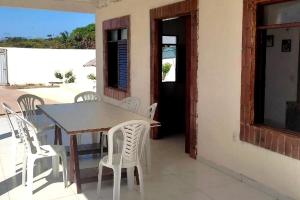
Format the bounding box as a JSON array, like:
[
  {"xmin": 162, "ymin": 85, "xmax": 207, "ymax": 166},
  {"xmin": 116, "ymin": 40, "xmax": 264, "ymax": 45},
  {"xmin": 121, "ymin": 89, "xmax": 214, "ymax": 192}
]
[{"xmin": 118, "ymin": 40, "xmax": 128, "ymax": 90}]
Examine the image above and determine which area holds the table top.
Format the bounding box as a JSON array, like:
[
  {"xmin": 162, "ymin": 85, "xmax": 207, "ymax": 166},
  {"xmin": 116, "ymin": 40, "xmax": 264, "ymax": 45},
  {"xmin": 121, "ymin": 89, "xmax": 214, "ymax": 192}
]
[{"xmin": 38, "ymin": 101, "xmax": 159, "ymax": 135}]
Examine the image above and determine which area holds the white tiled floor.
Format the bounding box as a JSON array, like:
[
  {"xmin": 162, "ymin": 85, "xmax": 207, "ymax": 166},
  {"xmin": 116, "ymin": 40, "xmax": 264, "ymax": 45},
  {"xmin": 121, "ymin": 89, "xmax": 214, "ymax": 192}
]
[{"xmin": 0, "ymin": 116, "xmax": 276, "ymax": 200}]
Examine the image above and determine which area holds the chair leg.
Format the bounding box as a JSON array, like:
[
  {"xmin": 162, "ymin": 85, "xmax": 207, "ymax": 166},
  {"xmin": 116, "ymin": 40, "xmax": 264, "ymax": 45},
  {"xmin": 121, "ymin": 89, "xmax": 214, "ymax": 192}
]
[
  {"xmin": 11, "ymin": 140, "xmax": 17, "ymax": 174},
  {"xmin": 22, "ymin": 155, "xmax": 27, "ymax": 186},
  {"xmin": 26, "ymin": 159, "xmax": 35, "ymax": 198},
  {"xmin": 100, "ymin": 133, "xmax": 104, "ymax": 158},
  {"xmin": 146, "ymin": 138, "xmax": 151, "ymax": 173},
  {"xmin": 60, "ymin": 152, "xmax": 68, "ymax": 187},
  {"xmin": 97, "ymin": 163, "xmax": 103, "ymax": 197},
  {"xmin": 127, "ymin": 167, "xmax": 134, "ymax": 190},
  {"xmin": 137, "ymin": 164, "xmax": 144, "ymax": 200},
  {"xmin": 52, "ymin": 156, "xmax": 59, "ymax": 178},
  {"xmin": 113, "ymin": 168, "xmax": 121, "ymax": 200},
  {"xmin": 77, "ymin": 135, "xmax": 82, "ymax": 145}
]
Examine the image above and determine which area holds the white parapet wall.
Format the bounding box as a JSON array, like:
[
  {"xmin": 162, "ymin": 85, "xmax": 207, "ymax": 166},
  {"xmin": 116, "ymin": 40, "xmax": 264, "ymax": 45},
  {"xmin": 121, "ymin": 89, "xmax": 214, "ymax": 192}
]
[{"xmin": 1, "ymin": 47, "xmax": 96, "ymax": 87}]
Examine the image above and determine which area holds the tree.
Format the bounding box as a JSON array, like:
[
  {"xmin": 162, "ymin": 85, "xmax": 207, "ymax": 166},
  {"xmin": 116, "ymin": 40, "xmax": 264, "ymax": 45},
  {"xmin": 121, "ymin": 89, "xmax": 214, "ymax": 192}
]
[
  {"xmin": 0, "ymin": 23, "xmax": 96, "ymax": 49},
  {"xmin": 162, "ymin": 63, "xmax": 172, "ymax": 80}
]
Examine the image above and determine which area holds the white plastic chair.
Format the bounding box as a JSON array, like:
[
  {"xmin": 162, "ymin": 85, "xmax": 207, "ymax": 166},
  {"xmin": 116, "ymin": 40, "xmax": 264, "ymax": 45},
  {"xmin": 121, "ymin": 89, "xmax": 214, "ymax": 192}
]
[
  {"xmin": 74, "ymin": 91, "xmax": 100, "ymax": 103},
  {"xmin": 144, "ymin": 103, "xmax": 157, "ymax": 173},
  {"xmin": 17, "ymin": 94, "xmax": 54, "ymax": 140},
  {"xmin": 115, "ymin": 97, "xmax": 141, "ymax": 151},
  {"xmin": 2, "ymin": 103, "xmax": 22, "ymax": 173},
  {"xmin": 97, "ymin": 120, "xmax": 150, "ymax": 200},
  {"xmin": 119, "ymin": 97, "xmax": 141, "ymax": 113},
  {"xmin": 74, "ymin": 91, "xmax": 102, "ymax": 147},
  {"xmin": 13, "ymin": 111, "xmax": 68, "ymax": 198}
]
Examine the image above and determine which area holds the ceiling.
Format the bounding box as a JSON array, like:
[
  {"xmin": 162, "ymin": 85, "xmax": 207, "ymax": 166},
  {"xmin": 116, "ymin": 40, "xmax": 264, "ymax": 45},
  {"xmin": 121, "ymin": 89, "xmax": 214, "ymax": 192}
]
[{"xmin": 0, "ymin": 0, "xmax": 120, "ymax": 13}]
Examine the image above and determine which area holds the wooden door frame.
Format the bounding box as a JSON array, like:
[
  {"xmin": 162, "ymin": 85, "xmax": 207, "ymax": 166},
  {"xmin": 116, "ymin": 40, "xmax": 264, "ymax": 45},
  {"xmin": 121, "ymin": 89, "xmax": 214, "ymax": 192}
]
[{"xmin": 150, "ymin": 0, "xmax": 198, "ymax": 159}]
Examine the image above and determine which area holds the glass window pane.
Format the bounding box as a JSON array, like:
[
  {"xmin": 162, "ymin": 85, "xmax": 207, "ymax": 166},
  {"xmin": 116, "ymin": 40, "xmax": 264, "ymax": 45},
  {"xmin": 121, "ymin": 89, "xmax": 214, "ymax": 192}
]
[
  {"xmin": 263, "ymin": 1, "xmax": 300, "ymax": 25},
  {"xmin": 162, "ymin": 45, "xmax": 176, "ymax": 82},
  {"xmin": 121, "ymin": 29, "xmax": 128, "ymax": 40},
  {"xmin": 162, "ymin": 36, "xmax": 177, "ymax": 44}
]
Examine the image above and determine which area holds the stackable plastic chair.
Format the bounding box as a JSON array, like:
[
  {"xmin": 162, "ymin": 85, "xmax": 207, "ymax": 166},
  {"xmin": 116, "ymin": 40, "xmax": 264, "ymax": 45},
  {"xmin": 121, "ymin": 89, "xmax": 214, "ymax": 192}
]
[
  {"xmin": 119, "ymin": 97, "xmax": 141, "ymax": 113},
  {"xmin": 17, "ymin": 94, "xmax": 54, "ymax": 143},
  {"xmin": 74, "ymin": 91, "xmax": 102, "ymax": 147},
  {"xmin": 74, "ymin": 91, "xmax": 100, "ymax": 103},
  {"xmin": 115, "ymin": 97, "xmax": 141, "ymax": 149},
  {"xmin": 144, "ymin": 103, "xmax": 158, "ymax": 173},
  {"xmin": 13, "ymin": 111, "xmax": 68, "ymax": 198},
  {"xmin": 97, "ymin": 120, "xmax": 150, "ymax": 200},
  {"xmin": 2, "ymin": 103, "xmax": 22, "ymax": 173}
]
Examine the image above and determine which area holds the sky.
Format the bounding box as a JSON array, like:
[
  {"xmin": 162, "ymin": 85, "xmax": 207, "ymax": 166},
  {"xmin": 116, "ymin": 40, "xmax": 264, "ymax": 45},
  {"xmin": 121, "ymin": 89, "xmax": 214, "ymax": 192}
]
[{"xmin": 0, "ymin": 7, "xmax": 95, "ymax": 39}]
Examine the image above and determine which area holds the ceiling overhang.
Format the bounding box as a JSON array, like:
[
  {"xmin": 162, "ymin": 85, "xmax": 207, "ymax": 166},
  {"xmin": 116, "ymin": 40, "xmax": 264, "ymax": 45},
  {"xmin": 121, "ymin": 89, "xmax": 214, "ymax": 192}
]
[{"xmin": 0, "ymin": 0, "xmax": 121, "ymax": 13}]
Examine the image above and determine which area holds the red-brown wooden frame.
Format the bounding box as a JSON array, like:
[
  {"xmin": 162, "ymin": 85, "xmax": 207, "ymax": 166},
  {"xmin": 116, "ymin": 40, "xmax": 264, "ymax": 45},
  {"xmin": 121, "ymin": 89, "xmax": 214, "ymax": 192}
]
[
  {"xmin": 103, "ymin": 15, "xmax": 131, "ymax": 100},
  {"xmin": 241, "ymin": 0, "xmax": 300, "ymax": 160},
  {"xmin": 150, "ymin": 0, "xmax": 198, "ymax": 159}
]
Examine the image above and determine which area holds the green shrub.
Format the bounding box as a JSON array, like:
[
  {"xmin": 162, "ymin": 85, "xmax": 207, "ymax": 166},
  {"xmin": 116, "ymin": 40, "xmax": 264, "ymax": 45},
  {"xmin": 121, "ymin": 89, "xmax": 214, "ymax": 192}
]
[
  {"xmin": 66, "ymin": 76, "xmax": 76, "ymax": 83},
  {"xmin": 65, "ymin": 70, "xmax": 73, "ymax": 79},
  {"xmin": 162, "ymin": 63, "xmax": 172, "ymax": 80},
  {"xmin": 54, "ymin": 71, "xmax": 63, "ymax": 80},
  {"xmin": 87, "ymin": 73, "xmax": 96, "ymax": 80}
]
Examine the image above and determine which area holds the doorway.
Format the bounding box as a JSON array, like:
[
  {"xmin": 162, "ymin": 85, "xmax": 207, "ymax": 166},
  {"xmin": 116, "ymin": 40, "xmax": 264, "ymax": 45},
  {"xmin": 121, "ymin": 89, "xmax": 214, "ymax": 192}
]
[
  {"xmin": 160, "ymin": 17, "xmax": 187, "ymax": 138},
  {"xmin": 150, "ymin": 0, "xmax": 198, "ymax": 158},
  {"xmin": 0, "ymin": 49, "xmax": 8, "ymax": 86}
]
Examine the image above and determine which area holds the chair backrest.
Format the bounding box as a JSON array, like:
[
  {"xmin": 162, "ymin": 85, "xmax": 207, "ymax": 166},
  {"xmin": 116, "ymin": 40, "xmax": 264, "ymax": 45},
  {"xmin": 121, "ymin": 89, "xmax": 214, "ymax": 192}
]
[
  {"xmin": 13, "ymin": 109, "xmax": 42, "ymax": 155},
  {"xmin": 120, "ymin": 97, "xmax": 141, "ymax": 113},
  {"xmin": 2, "ymin": 103, "xmax": 20, "ymax": 141},
  {"xmin": 74, "ymin": 91, "xmax": 100, "ymax": 103},
  {"xmin": 17, "ymin": 94, "xmax": 45, "ymax": 123},
  {"xmin": 107, "ymin": 120, "xmax": 150, "ymax": 166},
  {"xmin": 147, "ymin": 103, "xmax": 158, "ymax": 120}
]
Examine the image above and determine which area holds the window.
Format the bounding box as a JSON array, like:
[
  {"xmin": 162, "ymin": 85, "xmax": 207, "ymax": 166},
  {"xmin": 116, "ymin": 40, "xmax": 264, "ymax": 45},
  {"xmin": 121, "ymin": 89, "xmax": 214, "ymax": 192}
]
[
  {"xmin": 241, "ymin": 0, "xmax": 300, "ymax": 159},
  {"xmin": 255, "ymin": 1, "xmax": 300, "ymax": 132},
  {"xmin": 103, "ymin": 16, "xmax": 130, "ymax": 99},
  {"xmin": 162, "ymin": 36, "xmax": 177, "ymax": 82}
]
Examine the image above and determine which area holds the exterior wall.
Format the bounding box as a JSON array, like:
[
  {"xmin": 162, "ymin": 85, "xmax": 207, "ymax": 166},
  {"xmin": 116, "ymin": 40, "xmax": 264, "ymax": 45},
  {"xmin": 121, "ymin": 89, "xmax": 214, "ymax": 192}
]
[
  {"xmin": 2, "ymin": 47, "xmax": 95, "ymax": 86},
  {"xmin": 96, "ymin": 0, "xmax": 300, "ymax": 199},
  {"xmin": 96, "ymin": 0, "xmax": 184, "ymax": 112}
]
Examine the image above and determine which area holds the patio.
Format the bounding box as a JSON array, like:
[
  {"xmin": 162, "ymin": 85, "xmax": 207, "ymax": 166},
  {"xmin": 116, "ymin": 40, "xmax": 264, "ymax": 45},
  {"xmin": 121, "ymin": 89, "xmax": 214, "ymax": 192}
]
[
  {"xmin": 0, "ymin": 115, "xmax": 275, "ymax": 200},
  {"xmin": 1, "ymin": 0, "xmax": 300, "ymax": 199}
]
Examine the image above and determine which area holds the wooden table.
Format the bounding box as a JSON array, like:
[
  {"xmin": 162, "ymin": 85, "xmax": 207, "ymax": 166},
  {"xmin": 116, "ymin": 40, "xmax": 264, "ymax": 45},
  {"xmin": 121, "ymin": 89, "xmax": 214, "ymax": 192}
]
[{"xmin": 38, "ymin": 101, "xmax": 159, "ymax": 193}]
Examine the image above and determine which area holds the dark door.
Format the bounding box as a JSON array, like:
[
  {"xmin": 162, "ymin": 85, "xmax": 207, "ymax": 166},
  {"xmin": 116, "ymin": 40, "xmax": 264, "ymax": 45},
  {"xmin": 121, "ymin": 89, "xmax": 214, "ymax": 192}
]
[{"xmin": 159, "ymin": 17, "xmax": 187, "ymax": 138}]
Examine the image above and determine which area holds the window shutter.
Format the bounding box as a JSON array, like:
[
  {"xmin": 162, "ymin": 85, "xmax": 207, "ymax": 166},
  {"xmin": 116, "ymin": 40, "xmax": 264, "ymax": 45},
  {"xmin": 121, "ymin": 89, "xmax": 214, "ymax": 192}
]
[{"xmin": 118, "ymin": 40, "xmax": 128, "ymax": 90}]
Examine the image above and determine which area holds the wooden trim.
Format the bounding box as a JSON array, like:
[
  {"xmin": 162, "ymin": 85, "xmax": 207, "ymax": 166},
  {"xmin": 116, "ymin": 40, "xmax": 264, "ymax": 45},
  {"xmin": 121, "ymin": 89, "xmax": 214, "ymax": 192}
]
[
  {"xmin": 257, "ymin": 22, "xmax": 300, "ymax": 30},
  {"xmin": 103, "ymin": 15, "xmax": 131, "ymax": 100},
  {"xmin": 150, "ymin": 0, "xmax": 198, "ymax": 159},
  {"xmin": 241, "ymin": 0, "xmax": 300, "ymax": 160}
]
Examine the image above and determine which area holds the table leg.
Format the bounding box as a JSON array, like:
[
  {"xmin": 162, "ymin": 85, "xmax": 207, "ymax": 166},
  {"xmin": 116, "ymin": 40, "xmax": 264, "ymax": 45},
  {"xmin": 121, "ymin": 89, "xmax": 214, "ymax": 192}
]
[
  {"xmin": 70, "ymin": 135, "xmax": 81, "ymax": 193},
  {"xmin": 54, "ymin": 125, "xmax": 62, "ymax": 145}
]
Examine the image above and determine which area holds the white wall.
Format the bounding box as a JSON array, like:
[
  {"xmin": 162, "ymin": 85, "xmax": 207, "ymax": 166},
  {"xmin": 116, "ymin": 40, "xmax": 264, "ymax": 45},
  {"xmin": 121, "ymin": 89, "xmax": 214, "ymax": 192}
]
[
  {"xmin": 96, "ymin": 0, "xmax": 300, "ymax": 199},
  {"xmin": 264, "ymin": 28, "xmax": 299, "ymax": 128},
  {"xmin": 2, "ymin": 47, "xmax": 96, "ymax": 86}
]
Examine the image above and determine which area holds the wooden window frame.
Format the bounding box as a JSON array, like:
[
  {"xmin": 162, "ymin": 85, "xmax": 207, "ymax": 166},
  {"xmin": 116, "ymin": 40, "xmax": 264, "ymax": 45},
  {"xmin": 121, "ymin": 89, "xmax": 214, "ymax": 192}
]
[
  {"xmin": 103, "ymin": 15, "xmax": 131, "ymax": 100},
  {"xmin": 241, "ymin": 0, "xmax": 300, "ymax": 160}
]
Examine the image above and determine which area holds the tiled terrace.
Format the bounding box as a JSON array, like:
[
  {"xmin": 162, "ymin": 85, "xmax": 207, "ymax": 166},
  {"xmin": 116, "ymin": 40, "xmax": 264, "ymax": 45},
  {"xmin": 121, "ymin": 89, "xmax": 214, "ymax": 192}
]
[{"xmin": 0, "ymin": 115, "xmax": 276, "ymax": 200}]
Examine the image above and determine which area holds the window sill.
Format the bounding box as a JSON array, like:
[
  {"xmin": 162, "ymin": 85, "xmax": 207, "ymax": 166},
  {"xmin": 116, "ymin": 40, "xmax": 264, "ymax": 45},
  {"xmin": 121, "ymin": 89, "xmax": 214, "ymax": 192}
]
[
  {"xmin": 240, "ymin": 123, "xmax": 300, "ymax": 160},
  {"xmin": 104, "ymin": 86, "xmax": 130, "ymax": 100}
]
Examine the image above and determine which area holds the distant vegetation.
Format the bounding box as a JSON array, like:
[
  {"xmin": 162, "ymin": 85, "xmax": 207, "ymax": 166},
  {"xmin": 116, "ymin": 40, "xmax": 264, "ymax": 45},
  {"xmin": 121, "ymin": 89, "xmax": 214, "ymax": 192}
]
[{"xmin": 0, "ymin": 24, "xmax": 95, "ymax": 49}]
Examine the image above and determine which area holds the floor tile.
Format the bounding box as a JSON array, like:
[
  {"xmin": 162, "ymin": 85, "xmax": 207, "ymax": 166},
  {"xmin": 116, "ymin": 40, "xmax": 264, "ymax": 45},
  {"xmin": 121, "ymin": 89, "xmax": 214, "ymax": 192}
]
[{"xmin": 0, "ymin": 116, "xmax": 276, "ymax": 200}]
